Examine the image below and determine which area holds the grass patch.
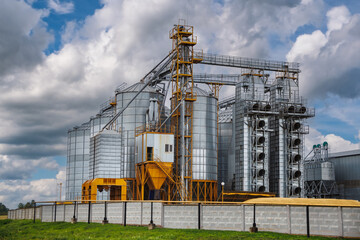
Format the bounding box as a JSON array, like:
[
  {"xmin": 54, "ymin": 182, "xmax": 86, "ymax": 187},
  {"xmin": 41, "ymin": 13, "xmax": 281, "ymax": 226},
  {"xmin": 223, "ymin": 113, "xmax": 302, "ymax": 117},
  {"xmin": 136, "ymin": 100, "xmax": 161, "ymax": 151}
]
[
  {"xmin": 0, "ymin": 219, "xmax": 351, "ymax": 240},
  {"xmin": 0, "ymin": 216, "xmax": 7, "ymax": 220}
]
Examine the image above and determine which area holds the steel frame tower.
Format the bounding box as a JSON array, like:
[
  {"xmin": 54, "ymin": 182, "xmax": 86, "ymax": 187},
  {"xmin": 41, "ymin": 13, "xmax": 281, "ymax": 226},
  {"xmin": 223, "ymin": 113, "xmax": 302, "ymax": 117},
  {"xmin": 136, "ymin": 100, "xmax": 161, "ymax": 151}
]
[
  {"xmin": 304, "ymin": 143, "xmax": 339, "ymax": 198},
  {"xmin": 169, "ymin": 21, "xmax": 197, "ymax": 201}
]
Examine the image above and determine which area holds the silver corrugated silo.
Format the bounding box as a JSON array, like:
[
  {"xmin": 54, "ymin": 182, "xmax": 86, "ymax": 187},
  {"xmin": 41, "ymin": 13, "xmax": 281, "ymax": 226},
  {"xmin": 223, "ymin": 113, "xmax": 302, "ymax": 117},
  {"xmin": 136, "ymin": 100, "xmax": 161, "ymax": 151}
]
[
  {"xmin": 218, "ymin": 108, "xmax": 235, "ymax": 190},
  {"xmin": 192, "ymin": 87, "xmax": 218, "ymax": 181},
  {"xmin": 115, "ymin": 81, "xmax": 164, "ymax": 179},
  {"xmin": 90, "ymin": 108, "xmax": 114, "ymax": 137},
  {"xmin": 66, "ymin": 122, "xmax": 90, "ymax": 200}
]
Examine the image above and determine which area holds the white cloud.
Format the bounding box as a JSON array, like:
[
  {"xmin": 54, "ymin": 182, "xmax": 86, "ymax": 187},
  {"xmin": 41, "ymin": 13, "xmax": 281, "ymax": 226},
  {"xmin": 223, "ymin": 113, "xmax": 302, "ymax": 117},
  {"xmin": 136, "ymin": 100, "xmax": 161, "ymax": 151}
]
[
  {"xmin": 326, "ymin": 6, "xmax": 351, "ymax": 33},
  {"xmin": 286, "ymin": 30, "xmax": 327, "ymax": 62},
  {"xmin": 305, "ymin": 127, "xmax": 360, "ymax": 155},
  {"xmin": 0, "ymin": 154, "xmax": 59, "ymax": 180},
  {"xmin": 47, "ymin": 0, "xmax": 74, "ymax": 14},
  {"xmin": 0, "ymin": 169, "xmax": 65, "ymax": 209},
  {"xmin": 287, "ymin": 5, "xmax": 360, "ymax": 99}
]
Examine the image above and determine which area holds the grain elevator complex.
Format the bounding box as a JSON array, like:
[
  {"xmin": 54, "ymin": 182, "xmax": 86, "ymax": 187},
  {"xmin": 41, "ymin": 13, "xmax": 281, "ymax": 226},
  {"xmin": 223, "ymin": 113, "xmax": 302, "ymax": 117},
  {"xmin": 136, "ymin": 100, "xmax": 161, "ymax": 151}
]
[{"xmin": 66, "ymin": 22, "xmax": 316, "ymax": 202}]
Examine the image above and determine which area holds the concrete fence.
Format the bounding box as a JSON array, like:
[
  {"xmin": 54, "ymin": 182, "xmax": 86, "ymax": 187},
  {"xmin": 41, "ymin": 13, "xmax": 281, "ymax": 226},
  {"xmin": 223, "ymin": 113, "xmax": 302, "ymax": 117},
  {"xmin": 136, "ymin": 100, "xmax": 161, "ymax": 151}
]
[{"xmin": 8, "ymin": 202, "xmax": 360, "ymax": 238}]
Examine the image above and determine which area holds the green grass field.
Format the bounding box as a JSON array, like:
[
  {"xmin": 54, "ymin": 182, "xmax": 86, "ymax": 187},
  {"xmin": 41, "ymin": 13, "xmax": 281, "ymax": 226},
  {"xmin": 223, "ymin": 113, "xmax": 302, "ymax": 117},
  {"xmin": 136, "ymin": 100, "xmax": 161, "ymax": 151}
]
[{"xmin": 0, "ymin": 219, "xmax": 352, "ymax": 240}]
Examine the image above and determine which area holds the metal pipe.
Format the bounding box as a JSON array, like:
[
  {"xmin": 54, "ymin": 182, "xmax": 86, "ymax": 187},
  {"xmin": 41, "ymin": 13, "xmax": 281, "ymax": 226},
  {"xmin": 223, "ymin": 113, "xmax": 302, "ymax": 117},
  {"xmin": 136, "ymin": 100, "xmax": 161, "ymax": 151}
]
[
  {"xmin": 88, "ymin": 201, "xmax": 91, "ymax": 224},
  {"xmin": 306, "ymin": 205, "xmax": 310, "ymax": 238},
  {"xmin": 102, "ymin": 52, "xmax": 175, "ymax": 131}
]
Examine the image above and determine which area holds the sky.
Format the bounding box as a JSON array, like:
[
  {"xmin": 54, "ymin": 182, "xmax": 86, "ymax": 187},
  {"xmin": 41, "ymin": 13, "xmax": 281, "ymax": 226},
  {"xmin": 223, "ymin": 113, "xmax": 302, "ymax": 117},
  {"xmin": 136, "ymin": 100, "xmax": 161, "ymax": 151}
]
[{"xmin": 0, "ymin": 0, "xmax": 360, "ymax": 208}]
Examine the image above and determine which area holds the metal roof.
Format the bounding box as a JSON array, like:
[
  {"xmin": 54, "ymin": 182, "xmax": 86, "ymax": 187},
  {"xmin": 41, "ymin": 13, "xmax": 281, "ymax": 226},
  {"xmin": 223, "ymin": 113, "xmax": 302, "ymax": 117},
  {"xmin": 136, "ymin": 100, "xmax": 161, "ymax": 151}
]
[
  {"xmin": 119, "ymin": 81, "xmax": 159, "ymax": 93},
  {"xmin": 329, "ymin": 149, "xmax": 360, "ymax": 158},
  {"xmin": 219, "ymin": 108, "xmax": 233, "ymax": 123},
  {"xmin": 243, "ymin": 197, "xmax": 360, "ymax": 207}
]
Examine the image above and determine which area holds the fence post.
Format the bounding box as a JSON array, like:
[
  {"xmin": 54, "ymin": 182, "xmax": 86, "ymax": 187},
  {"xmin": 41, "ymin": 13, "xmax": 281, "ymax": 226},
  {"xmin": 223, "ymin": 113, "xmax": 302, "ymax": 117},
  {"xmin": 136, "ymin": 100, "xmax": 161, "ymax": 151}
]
[
  {"xmin": 249, "ymin": 204, "xmax": 258, "ymax": 232},
  {"xmin": 71, "ymin": 201, "xmax": 77, "ymax": 223},
  {"xmin": 54, "ymin": 202, "xmax": 57, "ymax": 222},
  {"xmin": 306, "ymin": 206, "xmax": 310, "ymax": 238},
  {"xmin": 102, "ymin": 201, "xmax": 108, "ymax": 224},
  {"xmin": 148, "ymin": 202, "xmax": 155, "ymax": 230},
  {"xmin": 198, "ymin": 203, "xmax": 201, "ymax": 230},
  {"xmin": 33, "ymin": 202, "xmax": 36, "ymax": 223},
  {"xmin": 88, "ymin": 201, "xmax": 91, "ymax": 224},
  {"xmin": 123, "ymin": 202, "xmax": 127, "ymax": 227}
]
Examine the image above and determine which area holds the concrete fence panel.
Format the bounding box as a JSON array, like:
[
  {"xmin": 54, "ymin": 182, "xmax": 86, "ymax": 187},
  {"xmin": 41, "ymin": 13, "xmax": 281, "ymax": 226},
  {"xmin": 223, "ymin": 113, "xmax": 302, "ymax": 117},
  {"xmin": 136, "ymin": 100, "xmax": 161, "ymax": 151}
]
[
  {"xmin": 163, "ymin": 205, "xmax": 198, "ymax": 229},
  {"xmin": 202, "ymin": 205, "xmax": 243, "ymax": 231},
  {"xmin": 107, "ymin": 202, "xmax": 123, "ymax": 224},
  {"xmin": 342, "ymin": 207, "xmax": 360, "ymax": 238}
]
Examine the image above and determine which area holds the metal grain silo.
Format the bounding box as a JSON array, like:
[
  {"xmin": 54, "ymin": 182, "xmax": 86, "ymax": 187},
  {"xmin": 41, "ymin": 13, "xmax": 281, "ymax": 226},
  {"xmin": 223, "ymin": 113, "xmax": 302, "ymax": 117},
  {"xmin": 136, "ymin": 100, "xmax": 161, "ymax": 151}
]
[
  {"xmin": 66, "ymin": 122, "xmax": 90, "ymax": 200},
  {"xmin": 192, "ymin": 87, "xmax": 218, "ymax": 181},
  {"xmin": 218, "ymin": 108, "xmax": 235, "ymax": 190},
  {"xmin": 115, "ymin": 81, "xmax": 164, "ymax": 179}
]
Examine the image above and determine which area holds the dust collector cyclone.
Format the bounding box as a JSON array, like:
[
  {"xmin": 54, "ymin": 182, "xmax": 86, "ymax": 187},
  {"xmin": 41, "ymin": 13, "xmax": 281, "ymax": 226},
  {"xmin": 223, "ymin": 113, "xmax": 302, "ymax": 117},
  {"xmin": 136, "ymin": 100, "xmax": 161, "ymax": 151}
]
[
  {"xmin": 297, "ymin": 106, "xmax": 307, "ymax": 114},
  {"xmin": 254, "ymin": 136, "xmax": 265, "ymax": 145},
  {"xmin": 256, "ymin": 120, "xmax": 266, "ymax": 129},
  {"xmin": 290, "ymin": 170, "xmax": 301, "ymax": 179},
  {"xmin": 256, "ymin": 152, "xmax": 265, "ymax": 161},
  {"xmin": 256, "ymin": 169, "xmax": 265, "ymax": 177},
  {"xmin": 291, "ymin": 187, "xmax": 301, "ymax": 195},
  {"xmin": 292, "ymin": 122, "xmax": 301, "ymax": 131},
  {"xmin": 289, "ymin": 137, "xmax": 301, "ymax": 147},
  {"xmin": 291, "ymin": 154, "xmax": 301, "ymax": 162}
]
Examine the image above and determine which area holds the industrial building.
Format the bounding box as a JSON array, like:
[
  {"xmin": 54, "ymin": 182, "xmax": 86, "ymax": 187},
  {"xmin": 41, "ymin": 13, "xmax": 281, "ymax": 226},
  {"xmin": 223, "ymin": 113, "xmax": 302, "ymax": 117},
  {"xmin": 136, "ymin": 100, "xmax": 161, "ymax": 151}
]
[
  {"xmin": 328, "ymin": 149, "xmax": 360, "ymax": 201},
  {"xmin": 66, "ymin": 21, "xmax": 315, "ymax": 202}
]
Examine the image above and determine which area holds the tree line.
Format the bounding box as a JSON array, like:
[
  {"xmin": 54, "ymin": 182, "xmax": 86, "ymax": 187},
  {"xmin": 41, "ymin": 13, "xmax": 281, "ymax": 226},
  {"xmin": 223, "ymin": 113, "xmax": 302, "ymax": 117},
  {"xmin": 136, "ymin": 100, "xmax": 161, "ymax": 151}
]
[
  {"xmin": 0, "ymin": 202, "xmax": 8, "ymax": 215},
  {"xmin": 17, "ymin": 200, "xmax": 36, "ymax": 209}
]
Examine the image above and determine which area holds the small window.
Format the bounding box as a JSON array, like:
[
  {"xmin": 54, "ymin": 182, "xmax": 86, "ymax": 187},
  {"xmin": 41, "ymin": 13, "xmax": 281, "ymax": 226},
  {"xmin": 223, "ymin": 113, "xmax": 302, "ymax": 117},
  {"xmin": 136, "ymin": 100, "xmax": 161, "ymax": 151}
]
[
  {"xmin": 170, "ymin": 144, "xmax": 173, "ymax": 152},
  {"xmin": 165, "ymin": 144, "xmax": 169, "ymax": 152}
]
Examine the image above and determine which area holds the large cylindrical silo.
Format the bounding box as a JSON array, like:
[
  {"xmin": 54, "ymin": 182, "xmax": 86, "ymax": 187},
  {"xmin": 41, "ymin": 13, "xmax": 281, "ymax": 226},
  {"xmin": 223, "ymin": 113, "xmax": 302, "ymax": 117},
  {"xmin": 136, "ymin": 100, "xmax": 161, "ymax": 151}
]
[
  {"xmin": 218, "ymin": 108, "xmax": 235, "ymax": 190},
  {"xmin": 115, "ymin": 81, "xmax": 164, "ymax": 179},
  {"xmin": 66, "ymin": 122, "xmax": 90, "ymax": 200},
  {"xmin": 192, "ymin": 87, "xmax": 218, "ymax": 181}
]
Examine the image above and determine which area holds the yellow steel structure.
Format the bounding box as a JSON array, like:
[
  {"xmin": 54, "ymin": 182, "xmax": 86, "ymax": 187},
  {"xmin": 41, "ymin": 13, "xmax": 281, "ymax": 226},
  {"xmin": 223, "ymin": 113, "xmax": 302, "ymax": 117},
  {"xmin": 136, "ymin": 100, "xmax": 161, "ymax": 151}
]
[
  {"xmin": 192, "ymin": 180, "xmax": 217, "ymax": 202},
  {"xmin": 82, "ymin": 178, "xmax": 126, "ymax": 203},
  {"xmin": 244, "ymin": 197, "xmax": 360, "ymax": 207},
  {"xmin": 169, "ymin": 20, "xmax": 197, "ymax": 201},
  {"xmin": 135, "ymin": 129, "xmax": 176, "ymax": 201},
  {"xmin": 81, "ymin": 178, "xmax": 135, "ymax": 203},
  {"xmin": 135, "ymin": 160, "xmax": 175, "ymax": 201}
]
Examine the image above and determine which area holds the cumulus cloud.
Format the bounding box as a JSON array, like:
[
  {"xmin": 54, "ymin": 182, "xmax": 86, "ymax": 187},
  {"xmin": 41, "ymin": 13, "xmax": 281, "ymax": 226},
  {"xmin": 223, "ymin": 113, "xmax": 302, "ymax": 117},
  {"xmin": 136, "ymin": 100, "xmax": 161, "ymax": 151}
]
[
  {"xmin": 0, "ymin": 154, "xmax": 59, "ymax": 180},
  {"xmin": 305, "ymin": 127, "xmax": 360, "ymax": 155},
  {"xmin": 0, "ymin": 0, "xmax": 337, "ymax": 204},
  {"xmin": 287, "ymin": 5, "xmax": 360, "ymax": 99},
  {"xmin": 0, "ymin": 169, "xmax": 65, "ymax": 209},
  {"xmin": 47, "ymin": 0, "xmax": 74, "ymax": 14},
  {"xmin": 0, "ymin": 0, "xmax": 52, "ymax": 77}
]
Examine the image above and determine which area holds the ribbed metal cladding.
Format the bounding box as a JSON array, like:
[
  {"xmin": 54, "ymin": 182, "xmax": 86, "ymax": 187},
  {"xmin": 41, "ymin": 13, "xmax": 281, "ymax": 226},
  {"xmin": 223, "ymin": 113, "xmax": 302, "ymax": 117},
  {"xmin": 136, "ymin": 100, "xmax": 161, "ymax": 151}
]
[
  {"xmin": 115, "ymin": 82, "xmax": 164, "ymax": 179},
  {"xmin": 235, "ymin": 74, "xmax": 270, "ymax": 192},
  {"xmin": 269, "ymin": 77, "xmax": 304, "ymax": 197},
  {"xmin": 65, "ymin": 107, "xmax": 114, "ymax": 200},
  {"xmin": 218, "ymin": 108, "xmax": 235, "ymax": 190},
  {"xmin": 192, "ymin": 87, "xmax": 218, "ymax": 181},
  {"xmin": 89, "ymin": 130, "xmax": 123, "ymax": 179},
  {"xmin": 66, "ymin": 122, "xmax": 90, "ymax": 200}
]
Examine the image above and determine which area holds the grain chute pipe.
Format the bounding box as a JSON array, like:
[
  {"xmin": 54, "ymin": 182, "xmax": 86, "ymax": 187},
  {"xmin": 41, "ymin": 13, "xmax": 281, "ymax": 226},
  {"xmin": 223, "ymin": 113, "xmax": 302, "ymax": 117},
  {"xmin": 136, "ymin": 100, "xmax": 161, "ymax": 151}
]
[
  {"xmin": 156, "ymin": 101, "xmax": 181, "ymax": 132},
  {"xmin": 102, "ymin": 51, "xmax": 176, "ymax": 131}
]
